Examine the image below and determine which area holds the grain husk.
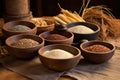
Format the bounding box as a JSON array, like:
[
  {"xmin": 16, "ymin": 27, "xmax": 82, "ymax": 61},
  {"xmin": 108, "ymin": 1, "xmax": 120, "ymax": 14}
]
[{"xmin": 82, "ymin": 5, "xmax": 120, "ymax": 40}]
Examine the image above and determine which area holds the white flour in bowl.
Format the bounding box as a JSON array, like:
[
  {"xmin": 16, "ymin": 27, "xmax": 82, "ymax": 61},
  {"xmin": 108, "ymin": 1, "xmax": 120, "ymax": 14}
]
[
  {"xmin": 42, "ymin": 49, "xmax": 74, "ymax": 59},
  {"xmin": 68, "ymin": 25, "xmax": 94, "ymax": 34}
]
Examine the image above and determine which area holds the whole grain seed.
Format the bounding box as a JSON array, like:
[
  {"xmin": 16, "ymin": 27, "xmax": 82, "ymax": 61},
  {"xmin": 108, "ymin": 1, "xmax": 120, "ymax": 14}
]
[
  {"xmin": 84, "ymin": 44, "xmax": 111, "ymax": 53},
  {"xmin": 11, "ymin": 38, "xmax": 39, "ymax": 48},
  {"xmin": 45, "ymin": 34, "xmax": 67, "ymax": 40}
]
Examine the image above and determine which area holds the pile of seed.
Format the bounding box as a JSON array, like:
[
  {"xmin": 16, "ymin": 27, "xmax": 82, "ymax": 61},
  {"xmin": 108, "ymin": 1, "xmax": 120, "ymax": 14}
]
[
  {"xmin": 42, "ymin": 49, "xmax": 74, "ymax": 59},
  {"xmin": 68, "ymin": 25, "xmax": 94, "ymax": 34},
  {"xmin": 11, "ymin": 38, "xmax": 39, "ymax": 48},
  {"xmin": 9, "ymin": 25, "xmax": 31, "ymax": 32},
  {"xmin": 45, "ymin": 34, "xmax": 67, "ymax": 40},
  {"xmin": 84, "ymin": 44, "xmax": 111, "ymax": 53}
]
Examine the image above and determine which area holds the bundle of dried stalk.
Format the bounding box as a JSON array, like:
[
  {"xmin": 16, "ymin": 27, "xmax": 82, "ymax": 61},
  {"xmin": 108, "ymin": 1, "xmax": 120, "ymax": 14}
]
[
  {"xmin": 82, "ymin": 6, "xmax": 120, "ymax": 40},
  {"xmin": 54, "ymin": 5, "xmax": 85, "ymax": 25}
]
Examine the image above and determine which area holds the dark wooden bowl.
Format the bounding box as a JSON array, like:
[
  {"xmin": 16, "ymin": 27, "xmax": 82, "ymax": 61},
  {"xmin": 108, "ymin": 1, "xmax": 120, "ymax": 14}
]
[
  {"xmin": 65, "ymin": 22, "xmax": 100, "ymax": 43},
  {"xmin": 80, "ymin": 40, "xmax": 115, "ymax": 63},
  {"xmin": 38, "ymin": 44, "xmax": 81, "ymax": 71},
  {"xmin": 2, "ymin": 20, "xmax": 37, "ymax": 37},
  {"xmin": 5, "ymin": 34, "xmax": 44, "ymax": 59},
  {"xmin": 39, "ymin": 30, "xmax": 74, "ymax": 45}
]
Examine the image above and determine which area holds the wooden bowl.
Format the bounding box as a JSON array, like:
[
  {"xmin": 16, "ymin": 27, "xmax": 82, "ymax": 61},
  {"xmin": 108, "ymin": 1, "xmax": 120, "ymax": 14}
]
[
  {"xmin": 80, "ymin": 40, "xmax": 115, "ymax": 63},
  {"xmin": 38, "ymin": 44, "xmax": 81, "ymax": 71},
  {"xmin": 2, "ymin": 20, "xmax": 37, "ymax": 37},
  {"xmin": 5, "ymin": 34, "xmax": 44, "ymax": 59},
  {"xmin": 65, "ymin": 22, "xmax": 100, "ymax": 43},
  {"xmin": 39, "ymin": 30, "xmax": 74, "ymax": 45},
  {"xmin": 37, "ymin": 23, "xmax": 55, "ymax": 34},
  {"xmin": 32, "ymin": 17, "xmax": 55, "ymax": 34}
]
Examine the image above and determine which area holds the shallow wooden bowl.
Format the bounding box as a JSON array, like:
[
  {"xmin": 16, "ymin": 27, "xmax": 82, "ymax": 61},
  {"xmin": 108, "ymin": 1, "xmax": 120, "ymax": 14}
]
[
  {"xmin": 5, "ymin": 34, "xmax": 44, "ymax": 59},
  {"xmin": 2, "ymin": 20, "xmax": 37, "ymax": 37},
  {"xmin": 39, "ymin": 30, "xmax": 74, "ymax": 45},
  {"xmin": 65, "ymin": 22, "xmax": 100, "ymax": 43},
  {"xmin": 32, "ymin": 17, "xmax": 55, "ymax": 34},
  {"xmin": 80, "ymin": 40, "xmax": 115, "ymax": 63},
  {"xmin": 38, "ymin": 44, "xmax": 81, "ymax": 71}
]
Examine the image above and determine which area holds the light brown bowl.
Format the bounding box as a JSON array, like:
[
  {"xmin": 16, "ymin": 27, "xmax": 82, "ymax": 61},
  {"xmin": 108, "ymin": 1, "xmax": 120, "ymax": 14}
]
[
  {"xmin": 39, "ymin": 30, "xmax": 74, "ymax": 45},
  {"xmin": 37, "ymin": 24, "xmax": 55, "ymax": 34},
  {"xmin": 32, "ymin": 17, "xmax": 55, "ymax": 34},
  {"xmin": 5, "ymin": 34, "xmax": 44, "ymax": 59},
  {"xmin": 80, "ymin": 40, "xmax": 115, "ymax": 63},
  {"xmin": 2, "ymin": 20, "xmax": 37, "ymax": 37},
  {"xmin": 38, "ymin": 44, "xmax": 81, "ymax": 71}
]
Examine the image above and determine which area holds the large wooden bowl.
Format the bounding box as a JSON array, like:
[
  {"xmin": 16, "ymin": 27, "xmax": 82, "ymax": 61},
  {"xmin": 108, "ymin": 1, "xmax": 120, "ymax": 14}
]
[
  {"xmin": 38, "ymin": 44, "xmax": 81, "ymax": 71},
  {"xmin": 5, "ymin": 34, "xmax": 44, "ymax": 59}
]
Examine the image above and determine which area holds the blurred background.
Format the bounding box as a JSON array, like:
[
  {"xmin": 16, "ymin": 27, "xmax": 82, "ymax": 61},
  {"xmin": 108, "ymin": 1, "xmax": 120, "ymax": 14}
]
[{"xmin": 0, "ymin": 0, "xmax": 120, "ymax": 18}]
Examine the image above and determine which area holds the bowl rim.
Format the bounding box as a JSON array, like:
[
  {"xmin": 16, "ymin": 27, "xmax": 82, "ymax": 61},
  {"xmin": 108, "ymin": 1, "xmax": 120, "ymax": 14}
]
[
  {"xmin": 80, "ymin": 40, "xmax": 116, "ymax": 54},
  {"xmin": 2, "ymin": 20, "xmax": 37, "ymax": 33},
  {"xmin": 39, "ymin": 30, "xmax": 74, "ymax": 42},
  {"xmin": 65, "ymin": 22, "xmax": 100, "ymax": 35},
  {"xmin": 38, "ymin": 44, "xmax": 81, "ymax": 60},
  {"xmin": 32, "ymin": 17, "xmax": 55, "ymax": 28},
  {"xmin": 5, "ymin": 34, "xmax": 44, "ymax": 49},
  {"xmin": 36, "ymin": 23, "xmax": 55, "ymax": 28}
]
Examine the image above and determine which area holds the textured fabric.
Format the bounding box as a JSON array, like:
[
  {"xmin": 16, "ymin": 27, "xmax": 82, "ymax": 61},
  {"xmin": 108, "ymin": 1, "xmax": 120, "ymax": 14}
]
[{"xmin": 1, "ymin": 56, "xmax": 64, "ymax": 80}]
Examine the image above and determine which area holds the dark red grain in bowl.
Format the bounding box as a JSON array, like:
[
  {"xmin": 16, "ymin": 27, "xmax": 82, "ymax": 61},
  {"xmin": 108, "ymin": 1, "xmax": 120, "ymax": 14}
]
[
  {"xmin": 39, "ymin": 30, "xmax": 74, "ymax": 45},
  {"xmin": 2, "ymin": 20, "xmax": 37, "ymax": 37},
  {"xmin": 5, "ymin": 34, "xmax": 44, "ymax": 59},
  {"xmin": 80, "ymin": 40, "xmax": 115, "ymax": 63}
]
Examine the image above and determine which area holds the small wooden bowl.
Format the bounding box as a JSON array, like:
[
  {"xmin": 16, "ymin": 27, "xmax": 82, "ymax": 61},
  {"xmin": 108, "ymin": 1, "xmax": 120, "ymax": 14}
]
[
  {"xmin": 80, "ymin": 40, "xmax": 115, "ymax": 63},
  {"xmin": 32, "ymin": 17, "xmax": 55, "ymax": 34},
  {"xmin": 39, "ymin": 30, "xmax": 74, "ymax": 45},
  {"xmin": 37, "ymin": 23, "xmax": 55, "ymax": 34},
  {"xmin": 5, "ymin": 34, "xmax": 44, "ymax": 59},
  {"xmin": 2, "ymin": 20, "xmax": 37, "ymax": 37},
  {"xmin": 38, "ymin": 44, "xmax": 81, "ymax": 71},
  {"xmin": 65, "ymin": 22, "xmax": 100, "ymax": 43}
]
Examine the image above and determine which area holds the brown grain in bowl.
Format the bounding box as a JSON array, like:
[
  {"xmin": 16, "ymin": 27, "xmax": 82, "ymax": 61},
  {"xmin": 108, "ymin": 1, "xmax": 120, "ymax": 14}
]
[
  {"xmin": 80, "ymin": 40, "xmax": 115, "ymax": 63},
  {"xmin": 5, "ymin": 34, "xmax": 44, "ymax": 59}
]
